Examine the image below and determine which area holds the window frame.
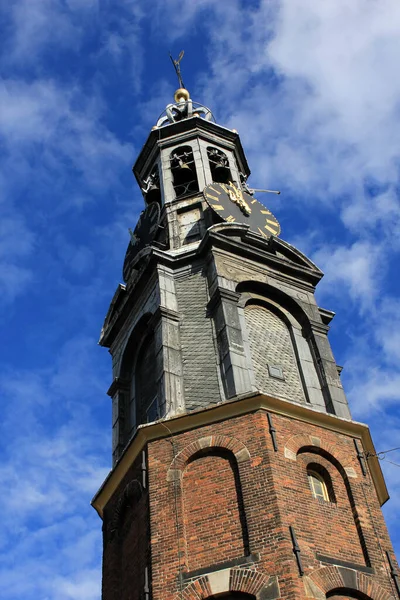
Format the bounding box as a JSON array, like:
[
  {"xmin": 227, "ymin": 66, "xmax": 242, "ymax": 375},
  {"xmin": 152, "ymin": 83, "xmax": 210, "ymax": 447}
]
[{"xmin": 307, "ymin": 468, "xmax": 331, "ymax": 502}]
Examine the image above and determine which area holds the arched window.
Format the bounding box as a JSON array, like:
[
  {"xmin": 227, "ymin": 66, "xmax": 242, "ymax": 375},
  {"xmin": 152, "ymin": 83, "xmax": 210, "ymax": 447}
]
[
  {"xmin": 307, "ymin": 464, "xmax": 335, "ymax": 503},
  {"xmin": 183, "ymin": 448, "xmax": 249, "ymax": 570},
  {"xmin": 133, "ymin": 334, "xmax": 158, "ymax": 427},
  {"xmin": 170, "ymin": 146, "xmax": 199, "ymax": 198},
  {"xmin": 244, "ymin": 303, "xmax": 305, "ymax": 404},
  {"xmin": 207, "ymin": 146, "xmax": 232, "ymax": 183}
]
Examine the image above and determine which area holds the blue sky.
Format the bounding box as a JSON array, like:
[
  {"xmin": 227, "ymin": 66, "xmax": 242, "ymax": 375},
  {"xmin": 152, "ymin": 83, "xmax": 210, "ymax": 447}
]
[{"xmin": 1, "ymin": 1, "xmax": 399, "ymax": 598}]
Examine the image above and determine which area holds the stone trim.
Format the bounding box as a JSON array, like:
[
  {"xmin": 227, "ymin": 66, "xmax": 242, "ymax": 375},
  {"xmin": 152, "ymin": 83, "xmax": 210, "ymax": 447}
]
[
  {"xmin": 183, "ymin": 553, "xmax": 259, "ymax": 582},
  {"xmin": 174, "ymin": 567, "xmax": 279, "ymax": 600},
  {"xmin": 207, "ymin": 285, "xmax": 241, "ymax": 314},
  {"xmin": 284, "ymin": 433, "xmax": 356, "ymax": 476},
  {"xmin": 107, "ymin": 377, "xmax": 130, "ymax": 397},
  {"xmin": 315, "ymin": 553, "xmax": 374, "ymax": 574},
  {"xmin": 148, "ymin": 306, "xmax": 181, "ymax": 326},
  {"xmin": 167, "ymin": 434, "xmax": 251, "ymax": 481},
  {"xmin": 305, "ymin": 565, "xmax": 395, "ymax": 599}
]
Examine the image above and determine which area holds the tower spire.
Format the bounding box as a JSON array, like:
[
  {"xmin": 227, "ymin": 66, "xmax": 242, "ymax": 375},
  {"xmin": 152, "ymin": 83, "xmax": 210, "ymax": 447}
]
[{"xmin": 94, "ymin": 68, "xmax": 399, "ymax": 600}]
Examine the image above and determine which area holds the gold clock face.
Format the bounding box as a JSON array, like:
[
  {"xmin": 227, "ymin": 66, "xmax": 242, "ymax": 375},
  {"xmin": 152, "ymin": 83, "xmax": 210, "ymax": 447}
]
[{"xmin": 203, "ymin": 182, "xmax": 280, "ymax": 238}]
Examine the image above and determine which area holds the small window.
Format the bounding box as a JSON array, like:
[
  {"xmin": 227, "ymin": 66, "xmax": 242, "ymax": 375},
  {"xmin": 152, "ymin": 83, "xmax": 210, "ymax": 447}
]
[
  {"xmin": 308, "ymin": 471, "xmax": 329, "ymax": 501},
  {"xmin": 307, "ymin": 469, "xmax": 330, "ymax": 502}
]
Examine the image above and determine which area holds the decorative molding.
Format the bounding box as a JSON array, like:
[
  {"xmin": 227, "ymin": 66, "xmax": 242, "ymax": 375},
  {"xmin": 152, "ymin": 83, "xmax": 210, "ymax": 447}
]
[
  {"xmin": 309, "ymin": 319, "xmax": 330, "ymax": 335},
  {"xmin": 107, "ymin": 377, "xmax": 130, "ymax": 398},
  {"xmin": 148, "ymin": 306, "xmax": 180, "ymax": 327},
  {"xmin": 207, "ymin": 285, "xmax": 241, "ymax": 314}
]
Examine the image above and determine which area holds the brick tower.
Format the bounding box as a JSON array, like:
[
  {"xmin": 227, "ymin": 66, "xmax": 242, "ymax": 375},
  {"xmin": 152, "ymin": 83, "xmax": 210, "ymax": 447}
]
[{"xmin": 92, "ymin": 85, "xmax": 399, "ymax": 600}]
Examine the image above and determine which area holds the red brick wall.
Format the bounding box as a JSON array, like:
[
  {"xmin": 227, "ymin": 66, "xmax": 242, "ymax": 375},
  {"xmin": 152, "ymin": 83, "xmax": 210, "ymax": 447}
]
[
  {"xmin": 102, "ymin": 453, "xmax": 149, "ymax": 600},
  {"xmin": 102, "ymin": 408, "xmax": 398, "ymax": 600},
  {"xmin": 284, "ymin": 450, "xmax": 367, "ymax": 565},
  {"xmin": 183, "ymin": 449, "xmax": 248, "ymax": 570}
]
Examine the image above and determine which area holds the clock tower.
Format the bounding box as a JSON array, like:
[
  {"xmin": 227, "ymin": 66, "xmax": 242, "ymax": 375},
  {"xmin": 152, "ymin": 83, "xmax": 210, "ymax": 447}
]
[{"xmin": 92, "ymin": 85, "xmax": 399, "ymax": 600}]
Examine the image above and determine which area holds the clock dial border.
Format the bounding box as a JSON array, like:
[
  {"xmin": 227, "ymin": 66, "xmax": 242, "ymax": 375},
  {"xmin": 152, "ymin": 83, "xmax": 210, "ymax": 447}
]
[{"xmin": 203, "ymin": 182, "xmax": 281, "ymax": 238}]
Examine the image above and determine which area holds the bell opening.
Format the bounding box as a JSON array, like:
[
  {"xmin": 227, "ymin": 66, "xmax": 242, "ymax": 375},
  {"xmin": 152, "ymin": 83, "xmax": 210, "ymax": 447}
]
[
  {"xmin": 170, "ymin": 146, "xmax": 199, "ymax": 199},
  {"xmin": 207, "ymin": 146, "xmax": 232, "ymax": 184}
]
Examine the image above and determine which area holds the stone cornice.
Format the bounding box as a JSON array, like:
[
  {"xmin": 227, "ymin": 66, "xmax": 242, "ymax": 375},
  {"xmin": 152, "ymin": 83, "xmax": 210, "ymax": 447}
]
[
  {"xmin": 91, "ymin": 392, "xmax": 389, "ymax": 519},
  {"xmin": 309, "ymin": 319, "xmax": 330, "ymax": 335},
  {"xmin": 207, "ymin": 286, "xmax": 241, "ymax": 314},
  {"xmin": 107, "ymin": 377, "xmax": 130, "ymax": 397}
]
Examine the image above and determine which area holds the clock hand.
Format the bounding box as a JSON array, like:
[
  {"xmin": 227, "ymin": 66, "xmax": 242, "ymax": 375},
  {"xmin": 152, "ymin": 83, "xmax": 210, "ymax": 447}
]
[{"xmin": 222, "ymin": 183, "xmax": 252, "ymax": 216}]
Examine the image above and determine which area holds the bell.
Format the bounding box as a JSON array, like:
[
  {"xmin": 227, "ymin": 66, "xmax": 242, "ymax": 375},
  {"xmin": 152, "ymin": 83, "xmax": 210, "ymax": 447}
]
[
  {"xmin": 173, "ymin": 162, "xmax": 194, "ymax": 185},
  {"xmin": 213, "ymin": 163, "xmax": 231, "ymax": 183},
  {"xmin": 145, "ymin": 183, "xmax": 161, "ymax": 205}
]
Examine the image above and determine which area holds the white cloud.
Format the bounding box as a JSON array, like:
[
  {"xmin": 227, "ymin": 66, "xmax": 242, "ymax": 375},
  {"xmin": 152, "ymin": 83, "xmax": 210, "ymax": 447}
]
[
  {"xmin": 162, "ymin": 0, "xmax": 400, "ymax": 222},
  {"xmin": 0, "ymin": 0, "xmax": 98, "ymax": 66},
  {"xmin": 0, "ymin": 78, "xmax": 132, "ymax": 197},
  {"xmin": 0, "ymin": 334, "xmax": 109, "ymax": 599},
  {"xmin": 313, "ymin": 241, "xmax": 382, "ymax": 310},
  {"xmin": 0, "ymin": 76, "xmax": 133, "ymax": 303}
]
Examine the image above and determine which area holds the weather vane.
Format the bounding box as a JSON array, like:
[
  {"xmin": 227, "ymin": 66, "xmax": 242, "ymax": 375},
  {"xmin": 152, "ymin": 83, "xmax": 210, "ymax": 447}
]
[{"xmin": 169, "ymin": 50, "xmax": 186, "ymax": 89}]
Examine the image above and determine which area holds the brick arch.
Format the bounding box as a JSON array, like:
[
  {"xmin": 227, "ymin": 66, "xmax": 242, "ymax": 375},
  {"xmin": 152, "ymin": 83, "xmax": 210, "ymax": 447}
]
[
  {"xmin": 284, "ymin": 433, "xmax": 355, "ymax": 475},
  {"xmin": 173, "ymin": 568, "xmax": 279, "ymax": 600},
  {"xmin": 109, "ymin": 479, "xmax": 143, "ymax": 540},
  {"xmin": 167, "ymin": 434, "xmax": 251, "ymax": 481},
  {"xmin": 306, "ymin": 566, "xmax": 395, "ymax": 600}
]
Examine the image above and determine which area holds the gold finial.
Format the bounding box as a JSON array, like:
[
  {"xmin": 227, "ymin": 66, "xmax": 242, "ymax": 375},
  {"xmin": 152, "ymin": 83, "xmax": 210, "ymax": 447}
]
[{"xmin": 174, "ymin": 88, "xmax": 190, "ymax": 103}]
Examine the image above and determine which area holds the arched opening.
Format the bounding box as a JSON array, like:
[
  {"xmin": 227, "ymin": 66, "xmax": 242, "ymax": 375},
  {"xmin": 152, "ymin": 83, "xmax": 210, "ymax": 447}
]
[
  {"xmin": 170, "ymin": 145, "xmax": 199, "ymax": 198},
  {"xmin": 134, "ymin": 334, "xmax": 158, "ymax": 427},
  {"xmin": 183, "ymin": 448, "xmax": 249, "ymax": 571},
  {"xmin": 243, "ymin": 303, "xmax": 306, "ymax": 404},
  {"xmin": 237, "ymin": 284, "xmax": 330, "ymax": 412},
  {"xmin": 298, "ymin": 447, "xmax": 370, "ymax": 567},
  {"xmin": 142, "ymin": 164, "xmax": 161, "ymax": 205},
  {"xmin": 207, "ymin": 146, "xmax": 232, "ymax": 183}
]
